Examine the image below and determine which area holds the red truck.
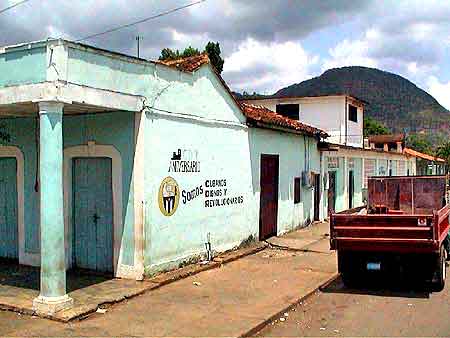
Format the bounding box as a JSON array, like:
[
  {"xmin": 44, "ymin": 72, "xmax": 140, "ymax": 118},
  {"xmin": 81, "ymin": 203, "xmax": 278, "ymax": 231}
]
[{"xmin": 330, "ymin": 175, "xmax": 450, "ymax": 291}]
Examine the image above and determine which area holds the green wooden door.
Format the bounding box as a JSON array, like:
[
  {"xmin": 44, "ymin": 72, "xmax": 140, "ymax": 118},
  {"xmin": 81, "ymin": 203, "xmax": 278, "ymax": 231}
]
[
  {"xmin": 72, "ymin": 158, "xmax": 113, "ymax": 273},
  {"xmin": 0, "ymin": 158, "xmax": 18, "ymax": 260}
]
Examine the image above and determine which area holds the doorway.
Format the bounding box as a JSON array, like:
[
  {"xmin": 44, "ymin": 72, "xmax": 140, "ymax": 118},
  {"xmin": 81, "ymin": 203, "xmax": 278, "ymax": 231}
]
[
  {"xmin": 328, "ymin": 171, "xmax": 336, "ymax": 216},
  {"xmin": 313, "ymin": 174, "xmax": 321, "ymax": 221},
  {"xmin": 348, "ymin": 170, "xmax": 354, "ymax": 209},
  {"xmin": 0, "ymin": 158, "xmax": 18, "ymax": 260},
  {"xmin": 259, "ymin": 154, "xmax": 279, "ymax": 240},
  {"xmin": 72, "ymin": 157, "xmax": 114, "ymax": 273}
]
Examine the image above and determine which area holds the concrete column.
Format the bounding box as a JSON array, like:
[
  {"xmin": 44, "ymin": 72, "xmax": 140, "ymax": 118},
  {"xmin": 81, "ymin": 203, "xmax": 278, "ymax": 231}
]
[
  {"xmin": 33, "ymin": 102, "xmax": 73, "ymax": 315},
  {"xmin": 133, "ymin": 112, "xmax": 145, "ymax": 280}
]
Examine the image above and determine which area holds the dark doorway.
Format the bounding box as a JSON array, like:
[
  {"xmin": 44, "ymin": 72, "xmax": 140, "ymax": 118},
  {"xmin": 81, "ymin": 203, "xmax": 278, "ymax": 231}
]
[
  {"xmin": 348, "ymin": 170, "xmax": 354, "ymax": 209},
  {"xmin": 328, "ymin": 171, "xmax": 336, "ymax": 216},
  {"xmin": 259, "ymin": 154, "xmax": 279, "ymax": 240},
  {"xmin": 313, "ymin": 174, "xmax": 321, "ymax": 221}
]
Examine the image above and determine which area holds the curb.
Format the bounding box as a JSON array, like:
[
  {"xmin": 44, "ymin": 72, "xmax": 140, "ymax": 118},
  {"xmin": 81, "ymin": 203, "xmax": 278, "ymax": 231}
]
[
  {"xmin": 266, "ymin": 237, "xmax": 331, "ymax": 254},
  {"xmin": 239, "ymin": 273, "xmax": 340, "ymax": 337},
  {"xmin": 0, "ymin": 242, "xmax": 269, "ymax": 322}
]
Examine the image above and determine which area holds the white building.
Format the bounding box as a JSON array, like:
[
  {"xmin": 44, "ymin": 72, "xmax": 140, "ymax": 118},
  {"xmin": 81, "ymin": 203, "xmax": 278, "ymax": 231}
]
[{"xmin": 241, "ymin": 95, "xmax": 364, "ymax": 147}]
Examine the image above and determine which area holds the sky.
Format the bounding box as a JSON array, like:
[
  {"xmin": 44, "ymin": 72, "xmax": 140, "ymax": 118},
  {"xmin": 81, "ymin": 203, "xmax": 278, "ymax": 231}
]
[{"xmin": 2, "ymin": 0, "xmax": 450, "ymax": 109}]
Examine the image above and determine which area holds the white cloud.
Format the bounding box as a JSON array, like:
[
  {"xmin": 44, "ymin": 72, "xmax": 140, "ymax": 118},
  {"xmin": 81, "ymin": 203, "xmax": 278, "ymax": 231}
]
[
  {"xmin": 427, "ymin": 76, "xmax": 450, "ymax": 110},
  {"xmin": 223, "ymin": 38, "xmax": 318, "ymax": 94},
  {"xmin": 322, "ymin": 34, "xmax": 378, "ymax": 71},
  {"xmin": 322, "ymin": 25, "xmax": 442, "ymax": 86}
]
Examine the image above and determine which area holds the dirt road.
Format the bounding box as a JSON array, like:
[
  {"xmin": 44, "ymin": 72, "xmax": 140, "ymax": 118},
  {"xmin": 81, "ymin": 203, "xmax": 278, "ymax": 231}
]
[{"xmin": 256, "ymin": 274, "xmax": 450, "ymax": 337}]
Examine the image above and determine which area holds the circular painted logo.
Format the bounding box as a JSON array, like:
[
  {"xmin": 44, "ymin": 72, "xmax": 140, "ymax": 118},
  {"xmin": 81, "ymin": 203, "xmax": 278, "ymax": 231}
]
[{"xmin": 158, "ymin": 177, "xmax": 180, "ymax": 216}]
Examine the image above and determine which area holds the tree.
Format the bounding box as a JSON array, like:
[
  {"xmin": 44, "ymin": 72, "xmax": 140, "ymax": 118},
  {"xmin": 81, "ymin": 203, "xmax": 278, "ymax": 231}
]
[
  {"xmin": 406, "ymin": 133, "xmax": 433, "ymax": 155},
  {"xmin": 159, "ymin": 48, "xmax": 180, "ymax": 61},
  {"xmin": 204, "ymin": 42, "xmax": 224, "ymax": 74},
  {"xmin": 436, "ymin": 141, "xmax": 450, "ymax": 168},
  {"xmin": 181, "ymin": 46, "xmax": 201, "ymax": 58},
  {"xmin": 363, "ymin": 116, "xmax": 390, "ymax": 137},
  {"xmin": 158, "ymin": 41, "xmax": 225, "ymax": 74}
]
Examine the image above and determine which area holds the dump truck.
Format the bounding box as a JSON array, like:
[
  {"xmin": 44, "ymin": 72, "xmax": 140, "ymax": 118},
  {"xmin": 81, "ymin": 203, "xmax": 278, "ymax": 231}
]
[{"xmin": 330, "ymin": 175, "xmax": 450, "ymax": 291}]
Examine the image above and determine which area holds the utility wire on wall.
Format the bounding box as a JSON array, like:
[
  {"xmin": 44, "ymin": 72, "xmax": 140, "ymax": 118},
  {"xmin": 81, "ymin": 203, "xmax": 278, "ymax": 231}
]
[
  {"xmin": 75, "ymin": 0, "xmax": 206, "ymax": 42},
  {"xmin": 0, "ymin": 0, "xmax": 30, "ymax": 15}
]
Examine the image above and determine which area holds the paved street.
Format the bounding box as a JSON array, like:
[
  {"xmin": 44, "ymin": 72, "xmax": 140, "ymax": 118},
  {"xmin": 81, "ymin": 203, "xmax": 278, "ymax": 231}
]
[{"xmin": 256, "ymin": 273, "xmax": 450, "ymax": 337}]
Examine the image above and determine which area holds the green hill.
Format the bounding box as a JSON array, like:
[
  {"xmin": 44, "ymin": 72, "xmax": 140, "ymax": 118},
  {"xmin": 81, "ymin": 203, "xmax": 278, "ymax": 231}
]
[{"xmin": 239, "ymin": 66, "xmax": 450, "ymax": 137}]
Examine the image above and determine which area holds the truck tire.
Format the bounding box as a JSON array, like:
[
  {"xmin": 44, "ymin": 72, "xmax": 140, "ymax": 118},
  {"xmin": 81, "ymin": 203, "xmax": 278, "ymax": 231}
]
[
  {"xmin": 338, "ymin": 251, "xmax": 358, "ymax": 288},
  {"xmin": 445, "ymin": 236, "xmax": 450, "ymax": 261},
  {"xmin": 432, "ymin": 245, "xmax": 446, "ymax": 292}
]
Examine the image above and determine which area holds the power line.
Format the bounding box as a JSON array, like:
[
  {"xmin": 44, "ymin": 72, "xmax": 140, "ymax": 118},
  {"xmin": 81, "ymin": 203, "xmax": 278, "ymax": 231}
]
[
  {"xmin": 0, "ymin": 0, "xmax": 30, "ymax": 15},
  {"xmin": 76, "ymin": 0, "xmax": 206, "ymax": 42}
]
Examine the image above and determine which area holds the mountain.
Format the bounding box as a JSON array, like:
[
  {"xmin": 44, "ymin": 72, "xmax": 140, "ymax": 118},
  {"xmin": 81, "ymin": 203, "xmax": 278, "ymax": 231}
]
[{"xmin": 241, "ymin": 66, "xmax": 450, "ymax": 136}]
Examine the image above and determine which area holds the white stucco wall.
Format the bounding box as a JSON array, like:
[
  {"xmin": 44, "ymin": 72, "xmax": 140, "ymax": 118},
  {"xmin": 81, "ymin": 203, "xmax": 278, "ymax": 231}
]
[
  {"xmin": 143, "ymin": 115, "xmax": 323, "ymax": 274},
  {"xmin": 136, "ymin": 61, "xmax": 323, "ymax": 274}
]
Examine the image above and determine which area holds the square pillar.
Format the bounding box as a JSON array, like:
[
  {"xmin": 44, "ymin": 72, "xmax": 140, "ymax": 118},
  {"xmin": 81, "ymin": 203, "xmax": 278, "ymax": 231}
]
[{"xmin": 33, "ymin": 102, "xmax": 73, "ymax": 315}]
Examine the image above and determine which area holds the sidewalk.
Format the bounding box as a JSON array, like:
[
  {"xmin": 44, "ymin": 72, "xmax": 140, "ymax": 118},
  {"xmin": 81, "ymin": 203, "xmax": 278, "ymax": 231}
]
[{"xmin": 0, "ymin": 222, "xmax": 338, "ymax": 337}]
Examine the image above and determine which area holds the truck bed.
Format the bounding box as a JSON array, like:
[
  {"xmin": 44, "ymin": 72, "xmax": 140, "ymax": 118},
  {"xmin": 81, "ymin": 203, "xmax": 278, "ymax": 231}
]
[
  {"xmin": 330, "ymin": 207, "xmax": 449, "ymax": 253},
  {"xmin": 330, "ymin": 176, "xmax": 450, "ymax": 254}
]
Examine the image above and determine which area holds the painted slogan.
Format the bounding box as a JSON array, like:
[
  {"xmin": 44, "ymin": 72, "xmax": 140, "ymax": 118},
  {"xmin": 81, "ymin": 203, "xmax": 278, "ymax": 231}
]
[{"xmin": 158, "ymin": 149, "xmax": 244, "ymax": 216}]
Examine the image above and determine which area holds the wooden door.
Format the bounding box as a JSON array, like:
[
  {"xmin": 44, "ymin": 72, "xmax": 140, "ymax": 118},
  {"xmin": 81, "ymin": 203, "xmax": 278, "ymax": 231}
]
[
  {"xmin": 313, "ymin": 174, "xmax": 320, "ymax": 221},
  {"xmin": 328, "ymin": 171, "xmax": 336, "ymax": 215},
  {"xmin": 259, "ymin": 155, "xmax": 279, "ymax": 240},
  {"xmin": 0, "ymin": 158, "xmax": 18, "ymax": 260},
  {"xmin": 348, "ymin": 170, "xmax": 354, "ymax": 209},
  {"xmin": 73, "ymin": 158, "xmax": 113, "ymax": 273}
]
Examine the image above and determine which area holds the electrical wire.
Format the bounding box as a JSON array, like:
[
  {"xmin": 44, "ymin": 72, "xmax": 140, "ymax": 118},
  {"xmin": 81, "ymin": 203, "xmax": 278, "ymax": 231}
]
[
  {"xmin": 75, "ymin": 0, "xmax": 206, "ymax": 42},
  {"xmin": 0, "ymin": 0, "xmax": 30, "ymax": 15}
]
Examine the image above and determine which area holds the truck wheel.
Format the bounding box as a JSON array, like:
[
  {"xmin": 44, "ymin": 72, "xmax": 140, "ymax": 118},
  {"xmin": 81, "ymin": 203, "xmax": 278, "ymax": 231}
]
[
  {"xmin": 432, "ymin": 245, "xmax": 446, "ymax": 292},
  {"xmin": 445, "ymin": 237, "xmax": 450, "ymax": 261},
  {"xmin": 338, "ymin": 252, "xmax": 358, "ymax": 288},
  {"xmin": 341, "ymin": 272, "xmax": 357, "ymax": 288}
]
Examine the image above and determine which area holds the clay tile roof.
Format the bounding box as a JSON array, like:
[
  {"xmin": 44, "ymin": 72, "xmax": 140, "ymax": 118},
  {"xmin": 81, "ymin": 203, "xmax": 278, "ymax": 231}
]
[
  {"xmin": 157, "ymin": 53, "xmax": 210, "ymax": 72},
  {"xmin": 403, "ymin": 148, "xmax": 445, "ymax": 163},
  {"xmin": 240, "ymin": 103, "xmax": 328, "ymax": 138},
  {"xmin": 368, "ymin": 134, "xmax": 405, "ymax": 143}
]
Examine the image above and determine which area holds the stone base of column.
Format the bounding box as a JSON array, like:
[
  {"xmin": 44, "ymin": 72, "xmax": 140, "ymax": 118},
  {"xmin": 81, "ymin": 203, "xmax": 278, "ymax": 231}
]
[{"xmin": 32, "ymin": 294, "xmax": 73, "ymax": 315}]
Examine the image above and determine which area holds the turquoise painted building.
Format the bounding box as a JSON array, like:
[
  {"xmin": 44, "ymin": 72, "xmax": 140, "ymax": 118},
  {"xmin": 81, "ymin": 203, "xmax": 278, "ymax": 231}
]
[
  {"xmin": 321, "ymin": 145, "xmax": 417, "ymax": 215},
  {"xmin": 0, "ymin": 39, "xmax": 326, "ymax": 314}
]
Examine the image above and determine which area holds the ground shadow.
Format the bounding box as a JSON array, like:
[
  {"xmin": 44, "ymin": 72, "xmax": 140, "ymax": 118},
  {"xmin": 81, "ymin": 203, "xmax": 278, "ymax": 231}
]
[
  {"xmin": 321, "ymin": 275, "xmax": 432, "ymax": 299},
  {"xmin": 0, "ymin": 259, "xmax": 112, "ymax": 292}
]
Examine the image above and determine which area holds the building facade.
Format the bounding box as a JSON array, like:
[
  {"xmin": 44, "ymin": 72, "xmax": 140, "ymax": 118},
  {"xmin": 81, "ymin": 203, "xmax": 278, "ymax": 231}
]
[
  {"xmin": 0, "ymin": 39, "xmax": 327, "ymax": 314},
  {"xmin": 240, "ymin": 95, "xmax": 418, "ymax": 215}
]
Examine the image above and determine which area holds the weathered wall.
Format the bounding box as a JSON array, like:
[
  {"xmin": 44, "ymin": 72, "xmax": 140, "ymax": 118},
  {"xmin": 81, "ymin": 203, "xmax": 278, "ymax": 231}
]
[
  {"xmin": 142, "ymin": 116, "xmax": 322, "ymax": 274},
  {"xmin": 137, "ymin": 56, "xmax": 322, "ymax": 273},
  {"xmin": 0, "ymin": 46, "xmax": 46, "ymax": 88},
  {"xmin": 143, "ymin": 115, "xmax": 254, "ymax": 273}
]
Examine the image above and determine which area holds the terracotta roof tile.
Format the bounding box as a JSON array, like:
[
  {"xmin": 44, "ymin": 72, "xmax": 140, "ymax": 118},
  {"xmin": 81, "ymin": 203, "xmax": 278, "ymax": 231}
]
[
  {"xmin": 368, "ymin": 134, "xmax": 405, "ymax": 143},
  {"xmin": 404, "ymin": 147, "xmax": 445, "ymax": 162},
  {"xmin": 240, "ymin": 103, "xmax": 328, "ymax": 138},
  {"xmin": 157, "ymin": 53, "xmax": 210, "ymax": 72}
]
